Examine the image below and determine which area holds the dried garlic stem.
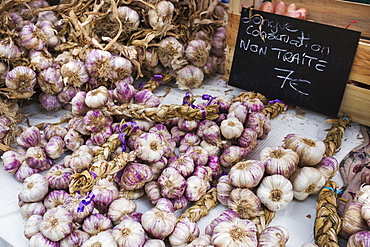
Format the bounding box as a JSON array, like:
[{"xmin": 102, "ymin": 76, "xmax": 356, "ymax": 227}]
[
  {"xmin": 323, "ymin": 116, "xmax": 352, "ymax": 157},
  {"xmin": 231, "ymin": 92, "xmax": 267, "ymax": 104},
  {"xmin": 104, "ymin": 104, "xmax": 219, "ymax": 122},
  {"xmin": 92, "ymin": 133, "xmax": 122, "ymax": 163},
  {"xmin": 250, "ymin": 205, "xmax": 276, "ymax": 234},
  {"xmin": 263, "ymin": 102, "xmax": 288, "ymax": 119},
  {"xmin": 314, "ymin": 180, "xmax": 341, "ymax": 247},
  {"xmin": 177, "ymin": 187, "xmax": 218, "ymax": 223},
  {"xmin": 140, "ymin": 74, "xmax": 172, "ymax": 92}
]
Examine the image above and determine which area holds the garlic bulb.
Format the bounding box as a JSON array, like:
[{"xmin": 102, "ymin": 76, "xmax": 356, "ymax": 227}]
[
  {"xmin": 283, "ymin": 134, "xmax": 326, "ymax": 167},
  {"xmin": 185, "ymin": 175, "xmax": 209, "ymax": 201},
  {"xmin": 40, "ymin": 207, "xmax": 73, "ymax": 242},
  {"xmin": 148, "ymin": 1, "xmax": 175, "ymax": 29},
  {"xmin": 228, "ymin": 160, "xmax": 265, "ymax": 188},
  {"xmin": 6, "ymin": 66, "xmax": 37, "ymax": 93},
  {"xmin": 29, "ymin": 233, "xmax": 59, "ymax": 247},
  {"xmin": 259, "ymin": 146, "xmax": 299, "ymax": 178},
  {"xmin": 211, "ymin": 217, "xmax": 258, "ymax": 247},
  {"xmin": 185, "ymin": 39, "xmax": 211, "ymax": 67},
  {"xmin": 145, "ymin": 181, "xmax": 162, "ymax": 205},
  {"xmin": 107, "ymin": 197, "xmax": 137, "ymax": 225},
  {"xmin": 314, "ymin": 156, "xmax": 339, "ymax": 180},
  {"xmin": 82, "ymin": 213, "xmax": 113, "ymax": 236},
  {"xmin": 134, "ymin": 132, "xmax": 165, "ymax": 163},
  {"xmin": 144, "ymin": 239, "xmax": 166, "ymax": 247},
  {"xmin": 220, "ymin": 116, "xmax": 244, "ymax": 139},
  {"xmin": 257, "ymin": 175, "xmax": 293, "ymax": 211},
  {"xmin": 20, "ymin": 202, "xmax": 46, "ymax": 219},
  {"xmin": 257, "ymin": 225, "xmax": 290, "ymax": 247},
  {"xmin": 19, "ymin": 23, "xmax": 47, "ymax": 50},
  {"xmin": 340, "ymin": 201, "xmax": 369, "ymax": 239},
  {"xmin": 24, "ymin": 215, "xmax": 43, "ymax": 239},
  {"xmin": 169, "ymin": 218, "xmax": 200, "ymax": 247},
  {"xmin": 112, "ymin": 219, "xmax": 146, "ymax": 247},
  {"xmin": 45, "ymin": 164, "xmax": 73, "ymax": 190},
  {"xmin": 158, "ymin": 167, "xmax": 186, "ymax": 199},
  {"xmin": 43, "ymin": 190, "xmax": 71, "ymax": 209},
  {"xmin": 205, "ymin": 210, "xmax": 240, "ymax": 236},
  {"xmin": 141, "ymin": 206, "xmax": 177, "ymax": 239},
  {"xmin": 168, "ymin": 154, "xmax": 195, "ymax": 177},
  {"xmin": 82, "ymin": 230, "xmax": 117, "ymax": 247},
  {"xmin": 347, "ymin": 231, "xmax": 370, "ymax": 247},
  {"xmin": 176, "ymin": 65, "xmax": 204, "ymax": 90},
  {"xmin": 1, "ymin": 149, "xmax": 24, "ymax": 175},
  {"xmin": 19, "ymin": 173, "xmax": 49, "ymax": 203},
  {"xmin": 217, "ymin": 175, "xmax": 235, "ymax": 206},
  {"xmin": 187, "ymin": 234, "xmax": 212, "ymax": 246},
  {"xmin": 85, "ymin": 86, "xmax": 109, "ymax": 109},
  {"xmin": 118, "ymin": 162, "xmax": 153, "ymax": 190},
  {"xmin": 60, "ymin": 230, "xmax": 90, "ymax": 247},
  {"xmin": 228, "ymin": 188, "xmax": 261, "ymax": 219},
  {"xmin": 85, "ymin": 49, "xmax": 112, "ymax": 79},
  {"xmin": 92, "ymin": 178, "xmax": 119, "ymax": 214},
  {"xmin": 290, "ymin": 167, "xmax": 326, "ymax": 201},
  {"xmin": 61, "ymin": 60, "xmax": 90, "ymax": 88}
]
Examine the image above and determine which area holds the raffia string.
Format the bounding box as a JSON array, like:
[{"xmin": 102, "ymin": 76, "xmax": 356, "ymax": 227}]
[
  {"xmin": 324, "ymin": 116, "xmax": 352, "ymax": 157},
  {"xmin": 314, "ymin": 180, "xmax": 342, "ymax": 247}
]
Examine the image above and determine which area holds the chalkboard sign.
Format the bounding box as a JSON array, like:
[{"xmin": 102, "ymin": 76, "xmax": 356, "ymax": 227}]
[{"xmin": 228, "ymin": 7, "xmax": 361, "ymax": 117}]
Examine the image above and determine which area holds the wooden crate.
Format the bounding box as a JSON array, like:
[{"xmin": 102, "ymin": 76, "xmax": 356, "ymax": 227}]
[{"xmin": 224, "ymin": 0, "xmax": 370, "ymax": 126}]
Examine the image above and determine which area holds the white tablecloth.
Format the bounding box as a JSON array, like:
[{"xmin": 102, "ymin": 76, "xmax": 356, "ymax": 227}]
[{"xmin": 0, "ymin": 75, "xmax": 364, "ymax": 246}]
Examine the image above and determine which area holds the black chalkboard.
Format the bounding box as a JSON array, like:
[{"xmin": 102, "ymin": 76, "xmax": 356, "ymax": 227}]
[{"xmin": 228, "ymin": 7, "xmax": 361, "ymax": 117}]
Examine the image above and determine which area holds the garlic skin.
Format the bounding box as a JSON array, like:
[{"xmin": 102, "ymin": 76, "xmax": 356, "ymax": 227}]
[
  {"xmin": 257, "ymin": 225, "xmax": 290, "ymax": 247},
  {"xmin": 169, "ymin": 218, "xmax": 200, "ymax": 247},
  {"xmin": 185, "ymin": 175, "xmax": 209, "ymax": 201},
  {"xmin": 109, "ymin": 56, "xmax": 133, "ymax": 82},
  {"xmin": 112, "ymin": 219, "xmax": 146, "ymax": 247},
  {"xmin": 85, "ymin": 86, "xmax": 109, "ymax": 109},
  {"xmin": 290, "ymin": 167, "xmax": 326, "ymax": 201},
  {"xmin": 43, "ymin": 190, "xmax": 71, "ymax": 209},
  {"xmin": 260, "ymin": 146, "xmax": 299, "ymax": 178},
  {"xmin": 1, "ymin": 149, "xmax": 24, "ymax": 175},
  {"xmin": 15, "ymin": 161, "xmax": 39, "ymax": 182},
  {"xmin": 228, "ymin": 160, "xmax": 265, "ymax": 188},
  {"xmin": 257, "ymin": 175, "xmax": 294, "ymax": 211},
  {"xmin": 40, "ymin": 207, "xmax": 73, "ymax": 242},
  {"xmin": 107, "ymin": 197, "xmax": 137, "ymax": 225},
  {"xmin": 185, "ymin": 146, "xmax": 209, "ymax": 167},
  {"xmin": 148, "ymin": 1, "xmax": 175, "ymax": 29},
  {"xmin": 64, "ymin": 149, "xmax": 92, "ymax": 172},
  {"xmin": 45, "ymin": 136, "xmax": 65, "ymax": 159},
  {"xmin": 134, "ymin": 132, "xmax": 165, "ymax": 163},
  {"xmin": 168, "ymin": 154, "xmax": 195, "ymax": 178},
  {"xmin": 176, "ymin": 65, "xmax": 204, "ymax": 91},
  {"xmin": 220, "ymin": 145, "xmax": 249, "ymax": 168},
  {"xmin": 24, "ymin": 214, "xmax": 43, "ymax": 239},
  {"xmin": 19, "ymin": 173, "xmax": 49, "ymax": 203},
  {"xmin": 283, "ymin": 134, "xmax": 326, "ymax": 167},
  {"xmin": 118, "ymin": 162, "xmax": 153, "ymax": 190},
  {"xmin": 145, "ymin": 181, "xmax": 162, "ymax": 205},
  {"xmin": 220, "ymin": 116, "xmax": 244, "ymax": 139},
  {"xmin": 242, "ymin": 98, "xmax": 265, "ymax": 113},
  {"xmin": 228, "ymin": 188, "xmax": 261, "ymax": 219},
  {"xmin": 16, "ymin": 126, "xmax": 41, "ymax": 148},
  {"xmin": 187, "ymin": 234, "xmax": 212, "ymax": 246},
  {"xmin": 141, "ymin": 207, "xmax": 177, "ymax": 239},
  {"xmin": 211, "ymin": 217, "xmax": 258, "ymax": 247},
  {"xmin": 82, "ymin": 213, "xmax": 113, "ymax": 236},
  {"xmin": 20, "ymin": 202, "xmax": 46, "ymax": 219},
  {"xmin": 60, "ymin": 230, "xmax": 91, "ymax": 247},
  {"xmin": 82, "ymin": 230, "xmax": 117, "ymax": 247},
  {"xmin": 6, "ymin": 66, "xmax": 37, "ymax": 93},
  {"xmin": 64, "ymin": 128, "xmax": 84, "ymax": 151},
  {"xmin": 38, "ymin": 67, "xmax": 64, "ymax": 95}
]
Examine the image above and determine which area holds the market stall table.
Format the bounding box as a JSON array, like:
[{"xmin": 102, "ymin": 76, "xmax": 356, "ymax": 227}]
[{"xmin": 0, "ymin": 75, "xmax": 364, "ymax": 247}]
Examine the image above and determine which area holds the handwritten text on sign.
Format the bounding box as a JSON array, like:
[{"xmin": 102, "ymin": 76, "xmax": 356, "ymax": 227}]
[{"xmin": 228, "ymin": 8, "xmax": 360, "ymax": 117}]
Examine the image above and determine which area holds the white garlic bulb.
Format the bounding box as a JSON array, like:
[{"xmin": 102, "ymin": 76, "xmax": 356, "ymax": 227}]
[
  {"xmin": 259, "ymin": 146, "xmax": 299, "ymax": 178},
  {"xmin": 107, "ymin": 197, "xmax": 137, "ymax": 225},
  {"xmin": 290, "ymin": 167, "xmax": 326, "ymax": 201},
  {"xmin": 40, "ymin": 207, "xmax": 73, "ymax": 241},
  {"xmin": 257, "ymin": 225, "xmax": 290, "ymax": 246},
  {"xmin": 228, "ymin": 160, "xmax": 265, "ymax": 188},
  {"xmin": 141, "ymin": 207, "xmax": 177, "ymax": 239},
  {"xmin": 82, "ymin": 213, "xmax": 114, "ymax": 236},
  {"xmin": 169, "ymin": 218, "xmax": 200, "ymax": 247},
  {"xmin": 112, "ymin": 219, "xmax": 146, "ymax": 247},
  {"xmin": 82, "ymin": 230, "xmax": 117, "ymax": 247},
  {"xmin": 85, "ymin": 86, "xmax": 109, "ymax": 109},
  {"xmin": 211, "ymin": 217, "xmax": 258, "ymax": 247},
  {"xmin": 24, "ymin": 214, "xmax": 43, "ymax": 239},
  {"xmin": 228, "ymin": 188, "xmax": 261, "ymax": 219},
  {"xmin": 220, "ymin": 116, "xmax": 244, "ymax": 139},
  {"xmin": 217, "ymin": 175, "xmax": 235, "ymax": 206},
  {"xmin": 144, "ymin": 239, "xmax": 166, "ymax": 247},
  {"xmin": 283, "ymin": 133, "xmax": 326, "ymax": 167},
  {"xmin": 256, "ymin": 175, "xmax": 294, "ymax": 211},
  {"xmin": 19, "ymin": 173, "xmax": 49, "ymax": 203}
]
